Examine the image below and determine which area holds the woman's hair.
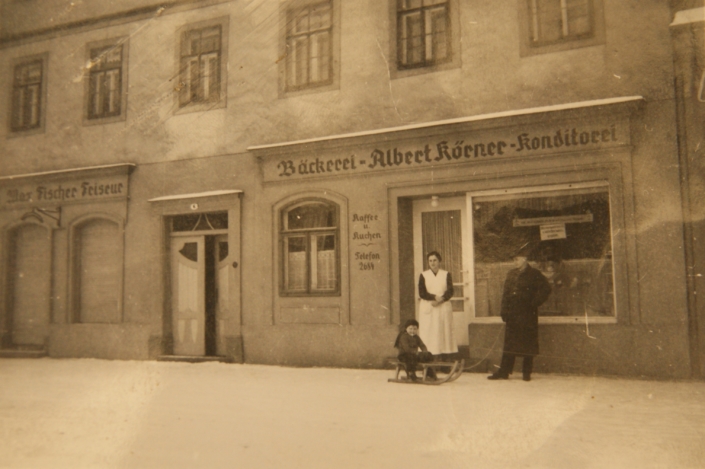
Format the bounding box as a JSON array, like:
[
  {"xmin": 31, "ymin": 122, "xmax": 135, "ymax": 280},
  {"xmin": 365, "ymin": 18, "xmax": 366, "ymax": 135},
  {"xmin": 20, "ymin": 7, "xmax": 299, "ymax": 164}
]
[{"xmin": 427, "ymin": 251, "xmax": 442, "ymax": 262}]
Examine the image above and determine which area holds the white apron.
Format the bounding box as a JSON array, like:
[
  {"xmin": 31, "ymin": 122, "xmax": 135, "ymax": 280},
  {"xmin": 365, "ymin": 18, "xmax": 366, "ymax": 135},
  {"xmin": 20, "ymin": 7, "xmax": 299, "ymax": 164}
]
[{"xmin": 418, "ymin": 269, "xmax": 457, "ymax": 355}]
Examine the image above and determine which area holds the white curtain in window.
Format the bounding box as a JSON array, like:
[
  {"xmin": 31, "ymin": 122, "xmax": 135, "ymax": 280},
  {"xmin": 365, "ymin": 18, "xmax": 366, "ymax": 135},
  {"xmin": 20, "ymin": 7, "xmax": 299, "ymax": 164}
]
[
  {"xmin": 315, "ymin": 249, "xmax": 336, "ymax": 290},
  {"xmin": 287, "ymin": 251, "xmax": 306, "ymax": 291}
]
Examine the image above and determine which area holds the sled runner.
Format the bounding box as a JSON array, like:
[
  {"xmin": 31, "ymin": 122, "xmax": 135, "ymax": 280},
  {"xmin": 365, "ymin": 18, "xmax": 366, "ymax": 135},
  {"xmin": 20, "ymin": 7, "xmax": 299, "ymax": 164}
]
[{"xmin": 387, "ymin": 359, "xmax": 464, "ymax": 385}]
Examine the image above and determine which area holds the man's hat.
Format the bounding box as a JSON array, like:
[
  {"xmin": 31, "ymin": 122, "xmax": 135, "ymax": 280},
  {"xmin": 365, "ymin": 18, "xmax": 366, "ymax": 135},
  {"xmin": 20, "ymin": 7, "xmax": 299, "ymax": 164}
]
[{"xmin": 511, "ymin": 241, "xmax": 535, "ymax": 259}]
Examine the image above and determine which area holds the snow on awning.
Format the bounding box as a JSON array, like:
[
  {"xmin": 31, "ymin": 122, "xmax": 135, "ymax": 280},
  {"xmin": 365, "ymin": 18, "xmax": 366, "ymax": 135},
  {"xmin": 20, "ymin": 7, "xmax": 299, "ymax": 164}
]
[
  {"xmin": 0, "ymin": 163, "xmax": 135, "ymax": 182},
  {"xmin": 148, "ymin": 190, "xmax": 243, "ymax": 203},
  {"xmin": 247, "ymin": 96, "xmax": 644, "ymax": 152},
  {"xmin": 671, "ymin": 7, "xmax": 705, "ymax": 26}
]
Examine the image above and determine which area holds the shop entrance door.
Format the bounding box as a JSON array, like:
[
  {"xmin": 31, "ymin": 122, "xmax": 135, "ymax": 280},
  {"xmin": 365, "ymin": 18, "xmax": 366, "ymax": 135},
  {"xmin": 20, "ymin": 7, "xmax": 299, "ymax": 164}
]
[
  {"xmin": 413, "ymin": 196, "xmax": 473, "ymax": 346},
  {"xmin": 171, "ymin": 236, "xmax": 206, "ymax": 356},
  {"xmin": 170, "ymin": 233, "xmax": 230, "ymax": 356},
  {"xmin": 212, "ymin": 234, "xmax": 229, "ymax": 356},
  {"xmin": 7, "ymin": 224, "xmax": 51, "ymax": 346}
]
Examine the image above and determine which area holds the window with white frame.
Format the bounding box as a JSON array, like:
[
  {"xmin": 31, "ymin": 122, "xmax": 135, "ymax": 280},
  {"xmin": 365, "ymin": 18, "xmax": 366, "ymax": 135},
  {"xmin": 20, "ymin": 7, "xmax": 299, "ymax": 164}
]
[
  {"xmin": 528, "ymin": 0, "xmax": 593, "ymax": 46},
  {"xmin": 471, "ymin": 184, "xmax": 615, "ymax": 319},
  {"xmin": 178, "ymin": 21, "xmax": 226, "ymax": 108},
  {"xmin": 86, "ymin": 41, "xmax": 125, "ymax": 120},
  {"xmin": 396, "ymin": 0, "xmax": 451, "ymax": 69},
  {"xmin": 285, "ymin": 1, "xmax": 333, "ymax": 91},
  {"xmin": 10, "ymin": 57, "xmax": 44, "ymax": 132},
  {"xmin": 280, "ymin": 200, "xmax": 339, "ymax": 295}
]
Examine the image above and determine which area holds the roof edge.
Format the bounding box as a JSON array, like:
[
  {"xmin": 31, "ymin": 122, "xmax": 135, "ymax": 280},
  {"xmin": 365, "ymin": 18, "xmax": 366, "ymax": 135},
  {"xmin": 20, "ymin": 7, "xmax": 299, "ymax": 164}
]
[{"xmin": 148, "ymin": 190, "xmax": 243, "ymax": 202}]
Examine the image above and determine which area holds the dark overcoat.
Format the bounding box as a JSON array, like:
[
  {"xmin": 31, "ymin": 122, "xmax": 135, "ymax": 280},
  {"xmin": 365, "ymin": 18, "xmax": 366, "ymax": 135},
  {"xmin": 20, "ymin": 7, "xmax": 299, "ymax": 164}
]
[{"xmin": 500, "ymin": 264, "xmax": 552, "ymax": 356}]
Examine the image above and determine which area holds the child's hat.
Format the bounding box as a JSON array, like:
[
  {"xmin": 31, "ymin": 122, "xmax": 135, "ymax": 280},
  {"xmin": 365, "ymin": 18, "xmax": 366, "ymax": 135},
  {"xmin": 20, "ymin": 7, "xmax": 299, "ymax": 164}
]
[{"xmin": 403, "ymin": 319, "xmax": 419, "ymax": 328}]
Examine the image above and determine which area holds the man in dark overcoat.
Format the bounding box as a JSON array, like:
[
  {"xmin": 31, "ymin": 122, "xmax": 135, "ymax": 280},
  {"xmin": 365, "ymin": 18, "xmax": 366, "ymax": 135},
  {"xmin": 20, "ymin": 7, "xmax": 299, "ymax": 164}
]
[{"xmin": 488, "ymin": 243, "xmax": 552, "ymax": 381}]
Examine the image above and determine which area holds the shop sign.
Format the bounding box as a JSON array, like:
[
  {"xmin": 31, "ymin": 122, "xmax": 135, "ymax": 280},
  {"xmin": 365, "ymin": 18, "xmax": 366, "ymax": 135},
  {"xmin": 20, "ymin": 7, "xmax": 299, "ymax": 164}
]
[
  {"xmin": 351, "ymin": 212, "xmax": 383, "ymax": 272},
  {"xmin": 1, "ymin": 177, "xmax": 128, "ymax": 208},
  {"xmin": 539, "ymin": 223, "xmax": 567, "ymax": 240},
  {"xmin": 259, "ymin": 119, "xmax": 629, "ymax": 182},
  {"xmin": 513, "ymin": 213, "xmax": 593, "ymax": 227}
]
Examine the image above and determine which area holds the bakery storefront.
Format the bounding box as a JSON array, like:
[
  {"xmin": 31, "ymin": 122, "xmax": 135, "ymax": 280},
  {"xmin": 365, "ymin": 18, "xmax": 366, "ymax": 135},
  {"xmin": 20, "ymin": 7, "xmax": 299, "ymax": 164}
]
[
  {"xmin": 249, "ymin": 96, "xmax": 690, "ymax": 378},
  {"xmin": 0, "ymin": 164, "xmax": 136, "ymax": 357}
]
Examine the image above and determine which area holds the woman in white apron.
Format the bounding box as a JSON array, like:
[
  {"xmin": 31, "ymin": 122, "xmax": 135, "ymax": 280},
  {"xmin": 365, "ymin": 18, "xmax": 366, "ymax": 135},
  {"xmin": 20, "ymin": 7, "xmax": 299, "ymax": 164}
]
[{"xmin": 418, "ymin": 251, "xmax": 457, "ymax": 356}]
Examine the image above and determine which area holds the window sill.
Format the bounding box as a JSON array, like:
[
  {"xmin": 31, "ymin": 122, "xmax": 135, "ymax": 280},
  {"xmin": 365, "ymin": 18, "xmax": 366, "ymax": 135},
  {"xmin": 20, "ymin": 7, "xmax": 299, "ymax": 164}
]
[
  {"xmin": 173, "ymin": 98, "xmax": 226, "ymax": 116},
  {"xmin": 390, "ymin": 57, "xmax": 461, "ymax": 80},
  {"xmin": 279, "ymin": 292, "xmax": 341, "ymax": 298},
  {"xmin": 520, "ymin": 36, "xmax": 605, "ymax": 57},
  {"xmin": 470, "ymin": 316, "xmax": 617, "ymax": 325},
  {"xmin": 279, "ymin": 80, "xmax": 340, "ymax": 99},
  {"xmin": 7, "ymin": 126, "xmax": 45, "ymax": 138},
  {"xmin": 83, "ymin": 114, "xmax": 127, "ymax": 127}
]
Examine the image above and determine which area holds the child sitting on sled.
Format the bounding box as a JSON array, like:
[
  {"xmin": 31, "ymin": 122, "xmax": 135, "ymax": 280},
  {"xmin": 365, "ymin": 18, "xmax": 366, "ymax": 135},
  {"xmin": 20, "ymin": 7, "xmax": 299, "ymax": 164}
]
[{"xmin": 394, "ymin": 319, "xmax": 437, "ymax": 381}]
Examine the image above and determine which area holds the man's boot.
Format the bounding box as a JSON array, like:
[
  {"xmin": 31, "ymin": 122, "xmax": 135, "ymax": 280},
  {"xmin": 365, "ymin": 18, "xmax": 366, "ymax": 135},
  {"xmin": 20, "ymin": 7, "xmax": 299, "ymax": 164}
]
[
  {"xmin": 488, "ymin": 354, "xmax": 514, "ymax": 380},
  {"xmin": 522, "ymin": 355, "xmax": 533, "ymax": 381}
]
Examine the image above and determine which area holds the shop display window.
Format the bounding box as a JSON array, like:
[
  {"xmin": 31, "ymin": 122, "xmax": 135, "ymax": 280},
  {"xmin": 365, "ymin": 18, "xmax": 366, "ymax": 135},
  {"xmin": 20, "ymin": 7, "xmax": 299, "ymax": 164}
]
[
  {"xmin": 471, "ymin": 184, "xmax": 614, "ymax": 318},
  {"xmin": 396, "ymin": 0, "xmax": 451, "ymax": 69},
  {"xmin": 281, "ymin": 200, "xmax": 339, "ymax": 295},
  {"xmin": 285, "ymin": 1, "xmax": 333, "ymax": 91}
]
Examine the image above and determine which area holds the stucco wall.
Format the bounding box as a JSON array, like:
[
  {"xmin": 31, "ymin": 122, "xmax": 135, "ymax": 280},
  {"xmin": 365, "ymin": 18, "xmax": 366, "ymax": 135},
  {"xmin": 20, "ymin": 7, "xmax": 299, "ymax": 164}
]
[
  {"xmin": 0, "ymin": 0, "xmax": 696, "ymax": 375},
  {"xmin": 0, "ymin": 0, "xmax": 677, "ymax": 173}
]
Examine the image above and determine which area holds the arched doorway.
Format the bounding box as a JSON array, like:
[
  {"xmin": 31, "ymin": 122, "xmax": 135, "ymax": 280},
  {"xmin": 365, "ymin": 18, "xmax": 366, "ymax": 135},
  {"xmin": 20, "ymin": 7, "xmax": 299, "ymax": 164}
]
[{"xmin": 6, "ymin": 223, "xmax": 51, "ymax": 346}]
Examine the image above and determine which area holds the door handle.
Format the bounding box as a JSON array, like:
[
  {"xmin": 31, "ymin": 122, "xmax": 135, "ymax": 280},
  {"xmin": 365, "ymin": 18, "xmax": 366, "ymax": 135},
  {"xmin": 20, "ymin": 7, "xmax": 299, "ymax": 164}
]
[{"xmin": 232, "ymin": 261, "xmax": 238, "ymax": 268}]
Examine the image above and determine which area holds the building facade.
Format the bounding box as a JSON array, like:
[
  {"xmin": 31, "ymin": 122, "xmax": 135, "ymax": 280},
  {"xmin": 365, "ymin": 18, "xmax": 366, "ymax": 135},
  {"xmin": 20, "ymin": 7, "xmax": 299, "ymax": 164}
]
[{"xmin": 0, "ymin": 0, "xmax": 703, "ymax": 378}]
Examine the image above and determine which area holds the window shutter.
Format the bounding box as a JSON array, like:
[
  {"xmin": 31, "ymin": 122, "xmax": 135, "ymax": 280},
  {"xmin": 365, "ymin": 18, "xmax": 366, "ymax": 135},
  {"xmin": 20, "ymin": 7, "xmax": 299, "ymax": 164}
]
[{"xmin": 76, "ymin": 219, "xmax": 122, "ymax": 323}]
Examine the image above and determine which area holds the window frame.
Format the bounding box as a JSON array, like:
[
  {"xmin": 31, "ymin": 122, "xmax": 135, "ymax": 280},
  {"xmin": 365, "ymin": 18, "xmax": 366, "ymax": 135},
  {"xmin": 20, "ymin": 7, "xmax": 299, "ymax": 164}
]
[
  {"xmin": 396, "ymin": 0, "xmax": 452, "ymax": 70},
  {"xmin": 278, "ymin": 0, "xmax": 340, "ymax": 98},
  {"xmin": 467, "ymin": 181, "xmax": 618, "ymax": 325},
  {"xmin": 279, "ymin": 198, "xmax": 341, "ymax": 297},
  {"xmin": 8, "ymin": 53, "xmax": 49, "ymax": 136},
  {"xmin": 83, "ymin": 37, "xmax": 129, "ymax": 125},
  {"xmin": 388, "ymin": 0, "xmax": 460, "ymax": 79},
  {"xmin": 519, "ymin": 0, "xmax": 605, "ymax": 57},
  {"xmin": 174, "ymin": 16, "xmax": 229, "ymax": 114}
]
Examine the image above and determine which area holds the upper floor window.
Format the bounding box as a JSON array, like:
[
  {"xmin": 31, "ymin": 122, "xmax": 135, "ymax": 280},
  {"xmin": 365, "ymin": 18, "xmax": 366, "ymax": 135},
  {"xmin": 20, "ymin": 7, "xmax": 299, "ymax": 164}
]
[
  {"xmin": 285, "ymin": 1, "xmax": 333, "ymax": 91},
  {"xmin": 86, "ymin": 39, "xmax": 127, "ymax": 122},
  {"xmin": 529, "ymin": 0, "xmax": 592, "ymax": 45},
  {"xmin": 280, "ymin": 200, "xmax": 339, "ymax": 295},
  {"xmin": 397, "ymin": 0, "xmax": 451, "ymax": 70},
  {"xmin": 176, "ymin": 17, "xmax": 228, "ymax": 111},
  {"xmin": 520, "ymin": 0, "xmax": 604, "ymax": 56},
  {"xmin": 10, "ymin": 56, "xmax": 46, "ymax": 133}
]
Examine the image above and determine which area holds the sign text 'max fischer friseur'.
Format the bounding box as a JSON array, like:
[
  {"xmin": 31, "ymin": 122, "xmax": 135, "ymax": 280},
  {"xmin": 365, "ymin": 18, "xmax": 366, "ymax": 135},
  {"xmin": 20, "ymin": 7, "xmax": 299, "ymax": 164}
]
[
  {"xmin": 262, "ymin": 121, "xmax": 628, "ymax": 182},
  {"xmin": 1, "ymin": 178, "xmax": 127, "ymax": 208}
]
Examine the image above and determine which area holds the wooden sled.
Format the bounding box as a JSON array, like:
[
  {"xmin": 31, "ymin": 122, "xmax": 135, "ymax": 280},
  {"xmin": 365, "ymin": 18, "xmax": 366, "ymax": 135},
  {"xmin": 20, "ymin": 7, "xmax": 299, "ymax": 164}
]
[{"xmin": 387, "ymin": 359, "xmax": 464, "ymax": 385}]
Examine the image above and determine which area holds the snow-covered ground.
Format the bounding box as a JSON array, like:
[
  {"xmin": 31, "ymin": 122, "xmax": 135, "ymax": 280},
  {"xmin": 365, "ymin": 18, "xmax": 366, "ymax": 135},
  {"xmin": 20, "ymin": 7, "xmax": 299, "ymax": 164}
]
[{"xmin": 0, "ymin": 358, "xmax": 703, "ymax": 469}]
